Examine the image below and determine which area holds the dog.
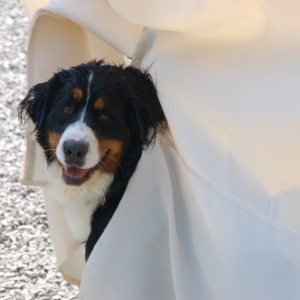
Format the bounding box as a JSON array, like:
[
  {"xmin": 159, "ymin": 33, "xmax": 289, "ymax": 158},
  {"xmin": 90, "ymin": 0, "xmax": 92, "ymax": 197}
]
[{"xmin": 19, "ymin": 60, "xmax": 167, "ymax": 260}]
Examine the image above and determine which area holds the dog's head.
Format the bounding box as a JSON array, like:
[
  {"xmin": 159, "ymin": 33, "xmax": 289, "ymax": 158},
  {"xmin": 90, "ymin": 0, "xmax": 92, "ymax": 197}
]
[{"xmin": 19, "ymin": 60, "xmax": 167, "ymax": 186}]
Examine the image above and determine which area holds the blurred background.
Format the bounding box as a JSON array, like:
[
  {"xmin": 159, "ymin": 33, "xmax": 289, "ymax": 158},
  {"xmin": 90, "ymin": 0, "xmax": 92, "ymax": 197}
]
[{"xmin": 0, "ymin": 1, "xmax": 78, "ymax": 299}]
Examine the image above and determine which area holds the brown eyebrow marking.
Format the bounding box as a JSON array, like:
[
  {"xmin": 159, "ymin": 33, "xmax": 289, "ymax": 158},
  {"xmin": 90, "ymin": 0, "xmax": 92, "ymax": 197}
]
[
  {"xmin": 71, "ymin": 88, "xmax": 83, "ymax": 101},
  {"xmin": 94, "ymin": 98, "xmax": 105, "ymax": 111}
]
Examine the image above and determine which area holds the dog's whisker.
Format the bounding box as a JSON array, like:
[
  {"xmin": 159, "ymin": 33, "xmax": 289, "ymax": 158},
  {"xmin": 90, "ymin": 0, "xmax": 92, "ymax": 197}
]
[
  {"xmin": 44, "ymin": 148, "xmax": 57, "ymax": 152},
  {"xmin": 101, "ymin": 162, "xmax": 110, "ymax": 173},
  {"xmin": 105, "ymin": 154, "xmax": 124, "ymax": 173},
  {"xmin": 47, "ymin": 153, "xmax": 57, "ymax": 163}
]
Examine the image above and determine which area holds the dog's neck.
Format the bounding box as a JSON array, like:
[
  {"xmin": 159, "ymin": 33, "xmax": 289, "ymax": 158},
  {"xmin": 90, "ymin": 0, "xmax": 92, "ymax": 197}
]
[{"xmin": 44, "ymin": 162, "xmax": 114, "ymax": 242}]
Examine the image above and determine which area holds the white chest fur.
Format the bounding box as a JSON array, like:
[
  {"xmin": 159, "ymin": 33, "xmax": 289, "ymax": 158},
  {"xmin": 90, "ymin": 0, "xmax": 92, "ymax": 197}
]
[{"xmin": 44, "ymin": 163, "xmax": 113, "ymax": 242}]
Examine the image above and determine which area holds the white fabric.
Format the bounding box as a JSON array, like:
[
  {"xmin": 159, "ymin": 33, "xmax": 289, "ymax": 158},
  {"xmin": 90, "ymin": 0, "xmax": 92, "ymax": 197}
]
[{"xmin": 22, "ymin": 0, "xmax": 300, "ymax": 299}]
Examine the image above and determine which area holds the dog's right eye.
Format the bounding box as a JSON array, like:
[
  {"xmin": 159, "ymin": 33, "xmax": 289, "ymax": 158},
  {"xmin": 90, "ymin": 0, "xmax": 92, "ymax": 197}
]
[{"xmin": 63, "ymin": 106, "xmax": 72, "ymax": 114}]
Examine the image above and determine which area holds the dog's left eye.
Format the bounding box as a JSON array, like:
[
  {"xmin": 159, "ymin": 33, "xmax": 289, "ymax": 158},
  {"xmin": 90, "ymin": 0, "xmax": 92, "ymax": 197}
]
[{"xmin": 99, "ymin": 114, "xmax": 109, "ymax": 120}]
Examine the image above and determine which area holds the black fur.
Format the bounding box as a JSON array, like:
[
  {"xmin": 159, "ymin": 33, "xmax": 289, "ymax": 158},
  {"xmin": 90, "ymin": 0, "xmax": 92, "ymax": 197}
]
[{"xmin": 19, "ymin": 60, "xmax": 167, "ymax": 260}]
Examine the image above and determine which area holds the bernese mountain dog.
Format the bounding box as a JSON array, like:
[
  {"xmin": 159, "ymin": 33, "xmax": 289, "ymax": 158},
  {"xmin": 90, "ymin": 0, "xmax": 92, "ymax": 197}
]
[{"xmin": 19, "ymin": 60, "xmax": 167, "ymax": 260}]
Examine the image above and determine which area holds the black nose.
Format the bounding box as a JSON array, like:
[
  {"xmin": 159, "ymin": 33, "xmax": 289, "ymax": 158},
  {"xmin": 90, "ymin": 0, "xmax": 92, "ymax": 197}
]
[{"xmin": 63, "ymin": 139, "xmax": 88, "ymax": 165}]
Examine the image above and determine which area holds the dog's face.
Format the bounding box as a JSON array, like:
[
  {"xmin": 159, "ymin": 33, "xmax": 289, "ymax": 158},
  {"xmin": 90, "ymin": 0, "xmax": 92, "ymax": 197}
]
[
  {"xmin": 44, "ymin": 74, "xmax": 129, "ymax": 185},
  {"xmin": 40, "ymin": 69, "xmax": 131, "ymax": 186},
  {"xmin": 19, "ymin": 60, "xmax": 166, "ymax": 186}
]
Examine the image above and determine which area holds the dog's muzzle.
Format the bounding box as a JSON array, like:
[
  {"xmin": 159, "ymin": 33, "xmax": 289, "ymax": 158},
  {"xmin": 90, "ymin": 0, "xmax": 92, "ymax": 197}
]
[{"xmin": 63, "ymin": 139, "xmax": 88, "ymax": 167}]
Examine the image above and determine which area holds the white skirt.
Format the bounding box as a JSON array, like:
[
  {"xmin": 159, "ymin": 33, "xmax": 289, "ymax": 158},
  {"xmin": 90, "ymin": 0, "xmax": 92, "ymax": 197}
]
[{"xmin": 22, "ymin": 0, "xmax": 300, "ymax": 299}]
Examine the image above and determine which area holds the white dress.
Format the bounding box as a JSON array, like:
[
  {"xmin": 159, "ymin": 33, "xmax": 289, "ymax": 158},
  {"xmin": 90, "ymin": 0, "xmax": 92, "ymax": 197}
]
[{"xmin": 22, "ymin": 0, "xmax": 300, "ymax": 299}]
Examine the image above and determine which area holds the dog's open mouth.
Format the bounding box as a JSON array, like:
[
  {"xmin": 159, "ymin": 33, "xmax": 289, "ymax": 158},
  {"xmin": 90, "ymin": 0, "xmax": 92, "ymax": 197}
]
[
  {"xmin": 61, "ymin": 150, "xmax": 110, "ymax": 186},
  {"xmin": 62, "ymin": 166, "xmax": 90, "ymax": 186},
  {"xmin": 65, "ymin": 166, "xmax": 88, "ymax": 179}
]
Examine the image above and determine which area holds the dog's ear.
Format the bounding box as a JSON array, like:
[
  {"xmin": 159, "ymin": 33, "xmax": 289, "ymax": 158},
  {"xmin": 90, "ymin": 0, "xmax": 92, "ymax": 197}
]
[
  {"xmin": 123, "ymin": 66, "xmax": 168, "ymax": 146},
  {"xmin": 18, "ymin": 75, "xmax": 61, "ymax": 130}
]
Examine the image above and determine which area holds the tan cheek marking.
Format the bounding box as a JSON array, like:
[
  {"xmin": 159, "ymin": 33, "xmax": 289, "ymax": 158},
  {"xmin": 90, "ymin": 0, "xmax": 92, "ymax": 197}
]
[
  {"xmin": 94, "ymin": 98, "xmax": 105, "ymax": 111},
  {"xmin": 48, "ymin": 132, "xmax": 62, "ymax": 154},
  {"xmin": 97, "ymin": 139, "xmax": 123, "ymax": 173},
  {"xmin": 71, "ymin": 88, "xmax": 83, "ymax": 101}
]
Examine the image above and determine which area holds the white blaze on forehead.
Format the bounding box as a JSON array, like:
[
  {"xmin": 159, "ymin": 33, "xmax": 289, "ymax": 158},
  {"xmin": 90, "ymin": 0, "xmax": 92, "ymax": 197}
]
[
  {"xmin": 56, "ymin": 121, "xmax": 100, "ymax": 169},
  {"xmin": 79, "ymin": 71, "xmax": 94, "ymax": 123}
]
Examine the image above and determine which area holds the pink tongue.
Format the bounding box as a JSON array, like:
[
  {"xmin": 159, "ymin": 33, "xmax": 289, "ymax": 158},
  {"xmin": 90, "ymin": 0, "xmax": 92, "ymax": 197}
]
[{"xmin": 65, "ymin": 167, "xmax": 87, "ymax": 178}]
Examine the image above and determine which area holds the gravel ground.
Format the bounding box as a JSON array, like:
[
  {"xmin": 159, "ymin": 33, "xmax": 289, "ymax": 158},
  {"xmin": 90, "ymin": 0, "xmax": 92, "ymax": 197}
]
[{"xmin": 0, "ymin": 1, "xmax": 79, "ymax": 299}]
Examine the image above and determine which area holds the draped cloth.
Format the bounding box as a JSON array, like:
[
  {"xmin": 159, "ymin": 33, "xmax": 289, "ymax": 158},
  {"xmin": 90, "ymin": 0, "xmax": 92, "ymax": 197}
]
[{"xmin": 22, "ymin": 1, "xmax": 300, "ymax": 299}]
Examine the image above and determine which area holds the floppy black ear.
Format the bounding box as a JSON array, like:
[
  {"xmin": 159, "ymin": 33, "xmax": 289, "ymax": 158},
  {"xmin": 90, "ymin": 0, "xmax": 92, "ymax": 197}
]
[
  {"xmin": 18, "ymin": 75, "xmax": 61, "ymax": 130},
  {"xmin": 123, "ymin": 66, "xmax": 168, "ymax": 146}
]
